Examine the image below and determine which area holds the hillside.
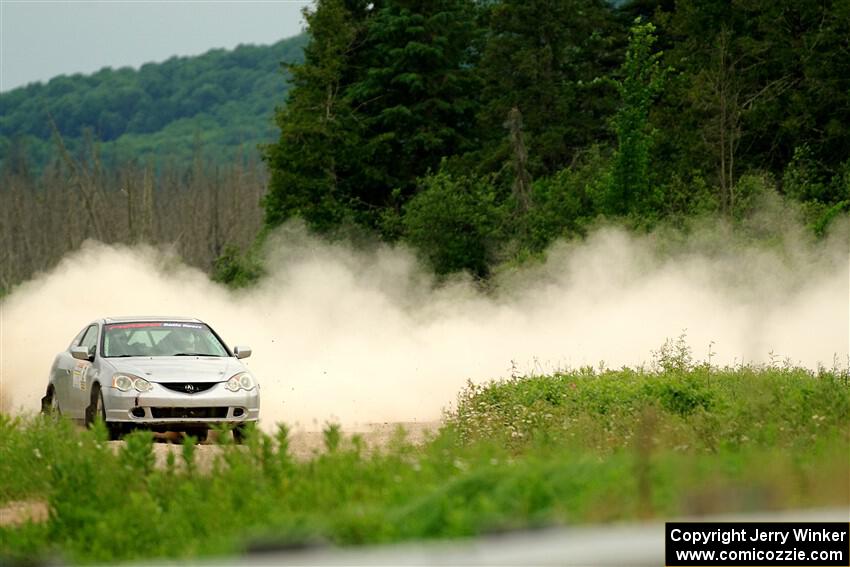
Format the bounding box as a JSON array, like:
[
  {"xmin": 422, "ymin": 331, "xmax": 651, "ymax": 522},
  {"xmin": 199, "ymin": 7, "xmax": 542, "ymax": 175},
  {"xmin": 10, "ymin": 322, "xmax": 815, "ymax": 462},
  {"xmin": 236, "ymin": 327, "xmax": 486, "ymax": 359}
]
[{"xmin": 0, "ymin": 34, "xmax": 307, "ymax": 169}]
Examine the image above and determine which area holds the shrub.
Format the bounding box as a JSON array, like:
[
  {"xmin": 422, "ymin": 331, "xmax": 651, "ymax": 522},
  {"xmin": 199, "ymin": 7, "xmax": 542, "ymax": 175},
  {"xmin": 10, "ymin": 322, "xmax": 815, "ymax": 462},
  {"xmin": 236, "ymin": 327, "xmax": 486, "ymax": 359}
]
[{"xmin": 402, "ymin": 169, "xmax": 506, "ymax": 278}]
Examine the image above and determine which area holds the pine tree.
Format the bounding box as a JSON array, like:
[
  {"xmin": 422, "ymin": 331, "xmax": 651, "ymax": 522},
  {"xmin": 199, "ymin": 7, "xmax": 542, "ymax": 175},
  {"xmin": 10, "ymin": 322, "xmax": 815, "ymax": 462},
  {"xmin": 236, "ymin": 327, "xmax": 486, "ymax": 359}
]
[
  {"xmin": 346, "ymin": 0, "xmax": 483, "ymax": 234},
  {"xmin": 263, "ymin": 0, "xmax": 371, "ymax": 233},
  {"xmin": 477, "ymin": 0, "xmax": 621, "ymax": 176},
  {"xmin": 604, "ymin": 19, "xmax": 666, "ymax": 216}
]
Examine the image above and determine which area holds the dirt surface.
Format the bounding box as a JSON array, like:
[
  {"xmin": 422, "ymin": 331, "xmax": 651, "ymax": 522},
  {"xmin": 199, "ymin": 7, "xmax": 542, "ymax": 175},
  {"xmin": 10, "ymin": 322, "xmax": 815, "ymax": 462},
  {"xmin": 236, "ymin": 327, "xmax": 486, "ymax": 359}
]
[
  {"xmin": 0, "ymin": 499, "xmax": 49, "ymax": 527},
  {"xmin": 0, "ymin": 422, "xmax": 439, "ymax": 526},
  {"xmin": 116, "ymin": 421, "xmax": 439, "ymax": 473}
]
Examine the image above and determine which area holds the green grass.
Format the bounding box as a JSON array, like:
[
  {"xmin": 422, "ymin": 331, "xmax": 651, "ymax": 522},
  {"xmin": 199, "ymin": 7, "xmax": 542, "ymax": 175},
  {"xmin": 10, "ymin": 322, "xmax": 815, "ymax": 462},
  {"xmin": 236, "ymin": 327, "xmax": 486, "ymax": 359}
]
[{"xmin": 1, "ymin": 361, "xmax": 848, "ymax": 564}]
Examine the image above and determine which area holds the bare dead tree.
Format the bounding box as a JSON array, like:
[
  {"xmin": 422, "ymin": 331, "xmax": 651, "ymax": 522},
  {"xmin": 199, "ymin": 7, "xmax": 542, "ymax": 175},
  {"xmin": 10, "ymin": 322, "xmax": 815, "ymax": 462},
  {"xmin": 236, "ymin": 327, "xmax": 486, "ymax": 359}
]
[
  {"xmin": 693, "ymin": 28, "xmax": 799, "ymax": 216},
  {"xmin": 0, "ymin": 140, "xmax": 267, "ymax": 292},
  {"xmin": 506, "ymin": 106, "xmax": 533, "ymax": 215},
  {"xmin": 48, "ymin": 121, "xmax": 106, "ymax": 240}
]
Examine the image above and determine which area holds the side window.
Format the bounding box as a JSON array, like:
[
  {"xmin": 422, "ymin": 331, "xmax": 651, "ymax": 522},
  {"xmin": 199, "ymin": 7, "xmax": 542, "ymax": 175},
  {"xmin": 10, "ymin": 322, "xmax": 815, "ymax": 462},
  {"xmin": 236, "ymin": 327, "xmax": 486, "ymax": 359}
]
[
  {"xmin": 69, "ymin": 326, "xmax": 88, "ymax": 349},
  {"xmin": 79, "ymin": 325, "xmax": 99, "ymax": 353}
]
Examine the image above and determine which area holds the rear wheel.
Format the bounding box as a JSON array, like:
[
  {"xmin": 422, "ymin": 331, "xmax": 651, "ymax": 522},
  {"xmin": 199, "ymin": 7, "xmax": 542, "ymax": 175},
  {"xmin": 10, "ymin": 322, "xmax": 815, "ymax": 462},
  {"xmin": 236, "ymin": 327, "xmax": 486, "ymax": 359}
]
[
  {"xmin": 86, "ymin": 386, "xmax": 123, "ymax": 441},
  {"xmin": 40, "ymin": 386, "xmax": 60, "ymax": 416}
]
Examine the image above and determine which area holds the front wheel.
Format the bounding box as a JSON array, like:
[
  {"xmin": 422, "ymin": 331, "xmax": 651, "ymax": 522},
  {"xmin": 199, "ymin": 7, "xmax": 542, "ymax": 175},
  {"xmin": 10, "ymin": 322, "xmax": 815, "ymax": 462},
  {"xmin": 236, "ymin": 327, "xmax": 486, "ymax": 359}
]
[
  {"xmin": 86, "ymin": 386, "xmax": 123, "ymax": 441},
  {"xmin": 183, "ymin": 429, "xmax": 208, "ymax": 444},
  {"xmin": 232, "ymin": 423, "xmax": 251, "ymax": 444}
]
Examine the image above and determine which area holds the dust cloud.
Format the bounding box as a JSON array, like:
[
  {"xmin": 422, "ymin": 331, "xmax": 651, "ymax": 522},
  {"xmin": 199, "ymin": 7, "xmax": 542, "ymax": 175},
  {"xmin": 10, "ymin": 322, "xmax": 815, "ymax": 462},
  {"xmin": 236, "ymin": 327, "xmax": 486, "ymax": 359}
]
[{"xmin": 1, "ymin": 219, "xmax": 847, "ymax": 427}]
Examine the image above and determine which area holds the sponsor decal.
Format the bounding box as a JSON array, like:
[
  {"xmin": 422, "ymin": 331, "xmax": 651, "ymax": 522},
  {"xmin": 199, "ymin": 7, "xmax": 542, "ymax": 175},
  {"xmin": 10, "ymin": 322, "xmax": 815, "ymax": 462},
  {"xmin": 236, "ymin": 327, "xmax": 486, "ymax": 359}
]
[
  {"xmin": 108, "ymin": 323, "xmax": 163, "ymax": 329},
  {"xmin": 72, "ymin": 362, "xmax": 90, "ymax": 390},
  {"xmin": 108, "ymin": 322, "xmax": 204, "ymax": 329},
  {"xmin": 72, "ymin": 362, "xmax": 84, "ymax": 389}
]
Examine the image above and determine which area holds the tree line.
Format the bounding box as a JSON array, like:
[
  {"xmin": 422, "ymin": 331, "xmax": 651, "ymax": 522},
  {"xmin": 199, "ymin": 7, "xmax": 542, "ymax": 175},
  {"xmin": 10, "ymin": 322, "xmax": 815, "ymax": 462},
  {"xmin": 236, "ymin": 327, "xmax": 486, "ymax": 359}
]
[
  {"xmin": 2, "ymin": 0, "xmax": 848, "ymax": 293},
  {"xmin": 0, "ymin": 140, "xmax": 265, "ymax": 294},
  {"xmin": 258, "ymin": 0, "xmax": 850, "ymax": 279},
  {"xmin": 0, "ymin": 35, "xmax": 306, "ymax": 170}
]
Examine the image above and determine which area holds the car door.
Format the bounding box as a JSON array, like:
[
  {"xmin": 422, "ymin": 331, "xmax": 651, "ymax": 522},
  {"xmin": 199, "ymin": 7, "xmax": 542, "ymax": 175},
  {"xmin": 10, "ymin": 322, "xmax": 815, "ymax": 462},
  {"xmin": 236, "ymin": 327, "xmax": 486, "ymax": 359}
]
[
  {"xmin": 52, "ymin": 326, "xmax": 88, "ymax": 415},
  {"xmin": 68, "ymin": 324, "xmax": 99, "ymax": 419}
]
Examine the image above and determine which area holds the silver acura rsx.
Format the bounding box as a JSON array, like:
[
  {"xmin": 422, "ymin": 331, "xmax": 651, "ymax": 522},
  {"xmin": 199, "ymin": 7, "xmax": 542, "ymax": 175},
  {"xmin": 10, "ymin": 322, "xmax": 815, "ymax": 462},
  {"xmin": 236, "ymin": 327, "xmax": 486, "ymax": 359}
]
[{"xmin": 41, "ymin": 316, "xmax": 260, "ymax": 442}]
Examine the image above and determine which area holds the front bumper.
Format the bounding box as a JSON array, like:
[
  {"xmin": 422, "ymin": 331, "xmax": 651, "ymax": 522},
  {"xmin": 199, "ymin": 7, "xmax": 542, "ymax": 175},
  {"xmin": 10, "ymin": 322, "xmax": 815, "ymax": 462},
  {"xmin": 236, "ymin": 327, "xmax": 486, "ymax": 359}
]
[{"xmin": 103, "ymin": 381, "xmax": 260, "ymax": 425}]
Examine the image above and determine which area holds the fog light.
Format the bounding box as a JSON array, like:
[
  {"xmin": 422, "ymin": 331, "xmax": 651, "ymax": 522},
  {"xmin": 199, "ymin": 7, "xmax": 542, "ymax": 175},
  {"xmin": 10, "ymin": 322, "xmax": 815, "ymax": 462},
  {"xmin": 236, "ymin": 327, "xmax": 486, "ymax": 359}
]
[
  {"xmin": 131, "ymin": 407, "xmax": 145, "ymax": 418},
  {"xmin": 233, "ymin": 408, "xmax": 244, "ymax": 417}
]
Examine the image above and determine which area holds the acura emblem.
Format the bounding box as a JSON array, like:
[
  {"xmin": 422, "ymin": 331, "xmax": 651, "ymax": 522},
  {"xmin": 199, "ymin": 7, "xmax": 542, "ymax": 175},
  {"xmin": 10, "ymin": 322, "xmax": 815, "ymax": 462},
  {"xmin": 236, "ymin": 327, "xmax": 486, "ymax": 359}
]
[{"xmin": 184, "ymin": 384, "xmax": 196, "ymax": 393}]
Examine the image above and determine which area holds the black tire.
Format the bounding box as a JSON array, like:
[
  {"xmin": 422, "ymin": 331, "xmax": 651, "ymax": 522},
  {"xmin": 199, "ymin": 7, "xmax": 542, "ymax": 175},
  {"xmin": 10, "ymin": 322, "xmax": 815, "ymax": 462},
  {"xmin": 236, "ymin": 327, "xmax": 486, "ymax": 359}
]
[
  {"xmin": 232, "ymin": 423, "xmax": 248, "ymax": 444},
  {"xmin": 184, "ymin": 429, "xmax": 208, "ymax": 444},
  {"xmin": 86, "ymin": 386, "xmax": 123, "ymax": 440},
  {"xmin": 84, "ymin": 388, "xmax": 98, "ymax": 427},
  {"xmin": 41, "ymin": 386, "xmax": 60, "ymax": 416}
]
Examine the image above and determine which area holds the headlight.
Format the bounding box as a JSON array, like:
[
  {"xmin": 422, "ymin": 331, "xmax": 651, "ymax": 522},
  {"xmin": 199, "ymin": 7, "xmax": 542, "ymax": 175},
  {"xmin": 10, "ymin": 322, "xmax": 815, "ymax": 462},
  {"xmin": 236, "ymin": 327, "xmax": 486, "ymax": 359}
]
[
  {"xmin": 112, "ymin": 373, "xmax": 152, "ymax": 393},
  {"xmin": 225, "ymin": 372, "xmax": 256, "ymax": 392}
]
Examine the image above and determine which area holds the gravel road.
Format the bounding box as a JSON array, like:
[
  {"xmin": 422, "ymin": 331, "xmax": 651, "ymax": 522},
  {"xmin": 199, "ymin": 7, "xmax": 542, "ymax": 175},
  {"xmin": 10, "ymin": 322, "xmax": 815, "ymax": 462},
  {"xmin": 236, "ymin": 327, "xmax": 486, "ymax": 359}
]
[{"xmin": 132, "ymin": 421, "xmax": 439, "ymax": 472}]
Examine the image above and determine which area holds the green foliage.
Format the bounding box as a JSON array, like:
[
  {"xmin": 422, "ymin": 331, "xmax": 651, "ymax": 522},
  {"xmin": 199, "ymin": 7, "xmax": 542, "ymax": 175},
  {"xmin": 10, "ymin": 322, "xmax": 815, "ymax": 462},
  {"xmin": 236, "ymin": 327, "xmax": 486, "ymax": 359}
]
[
  {"xmin": 212, "ymin": 244, "xmax": 264, "ymax": 289},
  {"xmin": 3, "ymin": 0, "xmax": 850, "ymax": 283},
  {"xmin": 789, "ymin": 152, "xmax": 850, "ymax": 236},
  {"xmin": 1, "ymin": 362, "xmax": 848, "ymax": 563},
  {"xmin": 518, "ymin": 147, "xmax": 609, "ymax": 254},
  {"xmin": 650, "ymin": 331, "xmax": 693, "ymax": 374},
  {"xmin": 402, "ymin": 169, "xmax": 505, "ymax": 277},
  {"xmin": 657, "ymin": 0, "xmax": 850, "ymax": 206},
  {"xmin": 729, "ymin": 173, "xmax": 774, "ymax": 221},
  {"xmin": 448, "ymin": 358, "xmax": 849, "ymax": 457},
  {"xmin": 784, "ymin": 147, "xmax": 850, "ymax": 212},
  {"xmin": 599, "ymin": 19, "xmax": 667, "ymax": 217},
  {"xmin": 349, "ymin": 0, "xmax": 483, "ymax": 213},
  {"xmin": 264, "ymin": 0, "xmax": 484, "ymax": 237},
  {"xmin": 476, "ymin": 0, "xmax": 620, "ymax": 176},
  {"xmin": 263, "ymin": 0, "xmax": 368, "ymax": 234},
  {"xmin": 0, "ymin": 35, "xmax": 307, "ymax": 170},
  {"xmin": 784, "ymin": 145, "xmax": 833, "ymax": 203},
  {"xmin": 323, "ymin": 422, "xmax": 342, "ymax": 453},
  {"xmin": 808, "ymin": 200, "xmax": 850, "ymax": 238}
]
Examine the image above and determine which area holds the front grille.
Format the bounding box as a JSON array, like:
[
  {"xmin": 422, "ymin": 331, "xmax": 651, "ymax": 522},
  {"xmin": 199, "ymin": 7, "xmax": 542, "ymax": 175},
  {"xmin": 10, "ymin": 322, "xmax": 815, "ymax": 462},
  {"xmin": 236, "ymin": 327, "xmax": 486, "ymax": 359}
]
[
  {"xmin": 161, "ymin": 382, "xmax": 216, "ymax": 395},
  {"xmin": 150, "ymin": 407, "xmax": 228, "ymax": 419}
]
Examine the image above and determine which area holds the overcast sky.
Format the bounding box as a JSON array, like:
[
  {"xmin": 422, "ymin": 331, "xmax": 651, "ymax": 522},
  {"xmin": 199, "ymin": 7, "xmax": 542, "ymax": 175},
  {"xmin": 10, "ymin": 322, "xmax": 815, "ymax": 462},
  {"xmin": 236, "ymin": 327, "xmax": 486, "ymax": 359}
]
[{"xmin": 0, "ymin": 0, "xmax": 310, "ymax": 92}]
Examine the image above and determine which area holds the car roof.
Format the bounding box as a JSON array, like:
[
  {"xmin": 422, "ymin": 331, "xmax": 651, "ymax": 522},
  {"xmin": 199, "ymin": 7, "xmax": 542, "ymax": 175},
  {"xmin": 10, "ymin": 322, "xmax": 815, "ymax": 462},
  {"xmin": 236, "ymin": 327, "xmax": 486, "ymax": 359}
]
[{"xmin": 102, "ymin": 316, "xmax": 204, "ymax": 324}]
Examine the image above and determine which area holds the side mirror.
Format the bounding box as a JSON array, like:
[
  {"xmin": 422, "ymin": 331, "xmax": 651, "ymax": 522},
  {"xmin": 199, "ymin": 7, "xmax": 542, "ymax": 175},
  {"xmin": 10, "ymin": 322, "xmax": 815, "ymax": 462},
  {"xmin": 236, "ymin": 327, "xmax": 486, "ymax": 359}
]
[
  {"xmin": 71, "ymin": 346, "xmax": 92, "ymax": 361},
  {"xmin": 233, "ymin": 346, "xmax": 252, "ymax": 359}
]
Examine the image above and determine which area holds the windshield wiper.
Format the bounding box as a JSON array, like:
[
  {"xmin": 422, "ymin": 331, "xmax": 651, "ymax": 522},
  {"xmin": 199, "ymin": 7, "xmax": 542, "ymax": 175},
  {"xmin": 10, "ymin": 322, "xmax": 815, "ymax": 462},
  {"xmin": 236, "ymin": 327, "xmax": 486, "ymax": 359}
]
[
  {"xmin": 108, "ymin": 354, "xmax": 137, "ymax": 358},
  {"xmin": 173, "ymin": 353, "xmax": 220, "ymax": 357}
]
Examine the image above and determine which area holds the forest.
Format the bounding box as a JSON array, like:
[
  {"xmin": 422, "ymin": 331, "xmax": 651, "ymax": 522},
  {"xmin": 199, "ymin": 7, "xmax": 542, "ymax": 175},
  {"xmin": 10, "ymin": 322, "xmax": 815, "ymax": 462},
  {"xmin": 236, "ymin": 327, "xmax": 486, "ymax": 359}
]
[
  {"xmin": 0, "ymin": 35, "xmax": 306, "ymax": 170},
  {"xmin": 1, "ymin": 0, "xmax": 849, "ymax": 291},
  {"xmin": 260, "ymin": 0, "xmax": 850, "ymax": 280}
]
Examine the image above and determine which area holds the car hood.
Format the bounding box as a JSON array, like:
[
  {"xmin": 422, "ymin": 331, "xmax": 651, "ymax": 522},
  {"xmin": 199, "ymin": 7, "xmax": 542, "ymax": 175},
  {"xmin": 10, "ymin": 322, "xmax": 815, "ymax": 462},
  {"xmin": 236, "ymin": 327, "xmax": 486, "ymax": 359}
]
[{"xmin": 107, "ymin": 357, "xmax": 245, "ymax": 383}]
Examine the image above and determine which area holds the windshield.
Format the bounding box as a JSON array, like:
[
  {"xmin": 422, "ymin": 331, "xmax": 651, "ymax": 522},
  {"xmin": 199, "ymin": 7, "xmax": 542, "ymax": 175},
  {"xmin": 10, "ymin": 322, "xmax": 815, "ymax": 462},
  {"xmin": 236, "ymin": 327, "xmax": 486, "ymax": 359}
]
[{"xmin": 103, "ymin": 322, "xmax": 229, "ymax": 358}]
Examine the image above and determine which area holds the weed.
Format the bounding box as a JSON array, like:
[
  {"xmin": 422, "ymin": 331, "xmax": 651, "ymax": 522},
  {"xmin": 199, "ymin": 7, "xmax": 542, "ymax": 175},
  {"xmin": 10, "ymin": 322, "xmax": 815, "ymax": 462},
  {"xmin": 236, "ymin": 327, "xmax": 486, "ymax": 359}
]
[{"xmin": 0, "ymin": 362, "xmax": 847, "ymax": 564}]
